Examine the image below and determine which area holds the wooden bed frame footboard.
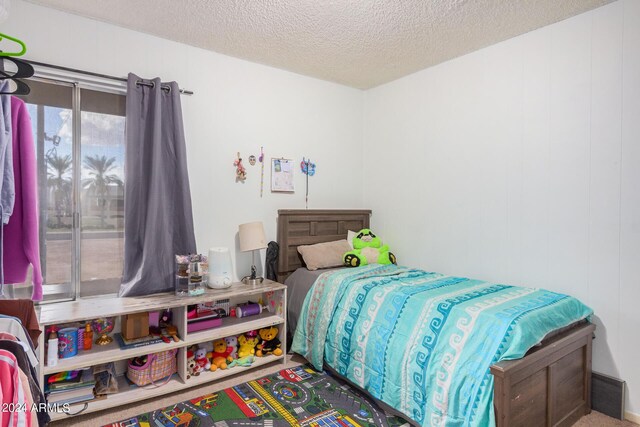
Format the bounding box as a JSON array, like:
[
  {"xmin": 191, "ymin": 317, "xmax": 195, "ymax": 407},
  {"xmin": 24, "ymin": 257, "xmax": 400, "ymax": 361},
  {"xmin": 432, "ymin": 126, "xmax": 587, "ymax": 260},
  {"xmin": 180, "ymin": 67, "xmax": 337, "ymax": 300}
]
[
  {"xmin": 277, "ymin": 209, "xmax": 596, "ymax": 427},
  {"xmin": 491, "ymin": 322, "xmax": 595, "ymax": 427}
]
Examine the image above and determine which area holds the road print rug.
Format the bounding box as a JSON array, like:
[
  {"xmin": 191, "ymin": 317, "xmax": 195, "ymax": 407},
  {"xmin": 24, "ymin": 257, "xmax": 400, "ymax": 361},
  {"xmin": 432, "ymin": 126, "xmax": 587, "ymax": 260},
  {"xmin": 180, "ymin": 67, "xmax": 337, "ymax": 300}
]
[{"xmin": 105, "ymin": 364, "xmax": 409, "ymax": 427}]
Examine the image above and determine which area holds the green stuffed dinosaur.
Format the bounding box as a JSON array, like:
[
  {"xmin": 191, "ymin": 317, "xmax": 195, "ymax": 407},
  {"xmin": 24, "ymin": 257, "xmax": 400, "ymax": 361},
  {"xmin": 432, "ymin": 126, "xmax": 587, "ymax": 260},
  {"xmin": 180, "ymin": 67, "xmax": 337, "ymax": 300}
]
[{"xmin": 343, "ymin": 229, "xmax": 397, "ymax": 267}]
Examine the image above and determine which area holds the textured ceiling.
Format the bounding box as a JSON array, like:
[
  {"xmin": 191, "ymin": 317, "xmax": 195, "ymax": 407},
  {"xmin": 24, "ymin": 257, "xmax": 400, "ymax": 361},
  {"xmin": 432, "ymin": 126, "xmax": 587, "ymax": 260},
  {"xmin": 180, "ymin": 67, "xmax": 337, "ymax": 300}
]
[{"xmin": 24, "ymin": 0, "xmax": 613, "ymax": 89}]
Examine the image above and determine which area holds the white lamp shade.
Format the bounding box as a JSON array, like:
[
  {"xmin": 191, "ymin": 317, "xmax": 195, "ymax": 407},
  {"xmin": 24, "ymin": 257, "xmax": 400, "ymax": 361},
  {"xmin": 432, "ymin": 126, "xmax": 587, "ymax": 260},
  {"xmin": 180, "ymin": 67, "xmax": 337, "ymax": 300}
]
[{"xmin": 238, "ymin": 221, "xmax": 267, "ymax": 252}]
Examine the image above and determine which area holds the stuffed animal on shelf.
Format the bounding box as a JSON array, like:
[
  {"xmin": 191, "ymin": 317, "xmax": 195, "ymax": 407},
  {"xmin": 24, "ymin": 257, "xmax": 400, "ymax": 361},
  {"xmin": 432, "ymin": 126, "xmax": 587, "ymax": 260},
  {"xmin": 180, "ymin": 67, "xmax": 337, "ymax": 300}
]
[
  {"xmin": 159, "ymin": 309, "xmax": 172, "ymax": 328},
  {"xmin": 210, "ymin": 338, "xmax": 234, "ymax": 371},
  {"xmin": 237, "ymin": 331, "xmax": 260, "ymax": 358},
  {"xmin": 225, "ymin": 336, "xmax": 238, "ymax": 360},
  {"xmin": 186, "ymin": 351, "xmax": 197, "ymax": 378},
  {"xmin": 256, "ymin": 326, "xmax": 283, "ymax": 357},
  {"xmin": 228, "ymin": 355, "xmax": 255, "ymax": 368},
  {"xmin": 194, "ymin": 347, "xmax": 211, "ymax": 373},
  {"xmin": 343, "ymin": 229, "xmax": 396, "ymax": 267}
]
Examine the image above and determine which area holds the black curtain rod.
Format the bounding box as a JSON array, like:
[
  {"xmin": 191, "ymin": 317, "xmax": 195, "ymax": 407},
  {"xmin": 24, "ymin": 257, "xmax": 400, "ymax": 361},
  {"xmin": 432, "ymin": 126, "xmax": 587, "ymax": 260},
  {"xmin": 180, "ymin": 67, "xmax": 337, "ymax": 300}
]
[{"xmin": 23, "ymin": 59, "xmax": 194, "ymax": 95}]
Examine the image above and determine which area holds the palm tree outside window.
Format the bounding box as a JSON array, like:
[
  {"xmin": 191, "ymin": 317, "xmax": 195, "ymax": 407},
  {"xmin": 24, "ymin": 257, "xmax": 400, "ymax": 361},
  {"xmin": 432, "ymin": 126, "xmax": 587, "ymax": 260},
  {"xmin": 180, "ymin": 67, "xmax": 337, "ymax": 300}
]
[
  {"xmin": 82, "ymin": 154, "xmax": 123, "ymax": 229},
  {"xmin": 46, "ymin": 153, "xmax": 72, "ymax": 229}
]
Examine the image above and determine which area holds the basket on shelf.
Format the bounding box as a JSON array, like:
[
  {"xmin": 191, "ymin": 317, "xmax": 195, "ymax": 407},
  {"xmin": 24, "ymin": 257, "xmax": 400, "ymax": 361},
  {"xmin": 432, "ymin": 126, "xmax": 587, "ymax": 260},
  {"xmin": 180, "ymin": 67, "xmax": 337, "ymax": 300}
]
[{"xmin": 126, "ymin": 349, "xmax": 177, "ymax": 387}]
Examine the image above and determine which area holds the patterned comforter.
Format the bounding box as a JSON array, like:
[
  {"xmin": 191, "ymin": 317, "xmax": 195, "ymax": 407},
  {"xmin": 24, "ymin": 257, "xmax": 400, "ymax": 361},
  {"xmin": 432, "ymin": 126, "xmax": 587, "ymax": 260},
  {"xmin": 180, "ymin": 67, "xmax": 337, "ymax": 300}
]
[{"xmin": 291, "ymin": 265, "xmax": 592, "ymax": 427}]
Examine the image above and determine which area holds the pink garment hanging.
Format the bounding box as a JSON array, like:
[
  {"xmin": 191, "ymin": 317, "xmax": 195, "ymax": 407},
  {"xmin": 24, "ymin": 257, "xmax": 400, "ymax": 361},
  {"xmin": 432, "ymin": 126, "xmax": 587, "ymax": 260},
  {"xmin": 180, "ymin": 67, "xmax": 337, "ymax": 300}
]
[
  {"xmin": 0, "ymin": 349, "xmax": 31, "ymax": 427},
  {"xmin": 1, "ymin": 97, "xmax": 42, "ymax": 301}
]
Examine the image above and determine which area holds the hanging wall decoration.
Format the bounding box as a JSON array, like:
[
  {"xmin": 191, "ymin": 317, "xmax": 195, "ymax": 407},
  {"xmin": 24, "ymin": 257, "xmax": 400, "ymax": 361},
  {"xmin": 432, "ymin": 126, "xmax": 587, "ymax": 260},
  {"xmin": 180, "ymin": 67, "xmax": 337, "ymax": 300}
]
[
  {"xmin": 300, "ymin": 157, "xmax": 316, "ymax": 209},
  {"xmin": 248, "ymin": 155, "xmax": 256, "ymax": 166},
  {"xmin": 300, "ymin": 157, "xmax": 316, "ymax": 176},
  {"xmin": 234, "ymin": 152, "xmax": 247, "ymax": 182},
  {"xmin": 271, "ymin": 158, "xmax": 294, "ymax": 192},
  {"xmin": 259, "ymin": 147, "xmax": 265, "ymax": 197}
]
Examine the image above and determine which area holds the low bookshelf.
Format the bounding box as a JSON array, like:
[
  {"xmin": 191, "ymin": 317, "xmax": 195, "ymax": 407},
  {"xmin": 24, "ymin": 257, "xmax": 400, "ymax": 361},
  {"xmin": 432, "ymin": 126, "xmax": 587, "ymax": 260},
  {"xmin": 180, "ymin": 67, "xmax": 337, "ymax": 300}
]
[{"xmin": 37, "ymin": 280, "xmax": 287, "ymax": 420}]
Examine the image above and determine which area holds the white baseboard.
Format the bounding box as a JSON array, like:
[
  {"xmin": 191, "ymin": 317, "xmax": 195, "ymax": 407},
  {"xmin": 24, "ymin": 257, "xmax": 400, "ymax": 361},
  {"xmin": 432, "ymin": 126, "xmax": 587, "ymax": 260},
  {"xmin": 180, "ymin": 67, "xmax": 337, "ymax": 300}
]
[{"xmin": 625, "ymin": 411, "xmax": 640, "ymax": 424}]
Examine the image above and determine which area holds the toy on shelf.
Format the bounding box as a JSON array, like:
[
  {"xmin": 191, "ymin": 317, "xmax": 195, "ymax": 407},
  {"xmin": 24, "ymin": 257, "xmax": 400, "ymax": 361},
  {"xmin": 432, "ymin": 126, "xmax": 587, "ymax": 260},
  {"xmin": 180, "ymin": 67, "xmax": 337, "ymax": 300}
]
[
  {"xmin": 165, "ymin": 325, "xmax": 180, "ymax": 342},
  {"xmin": 150, "ymin": 327, "xmax": 169, "ymax": 344},
  {"xmin": 186, "ymin": 351, "xmax": 197, "ymax": 378},
  {"xmin": 224, "ymin": 336, "xmax": 238, "ymax": 359},
  {"xmin": 228, "ymin": 355, "xmax": 255, "ymax": 368},
  {"xmin": 194, "ymin": 347, "xmax": 210, "ymax": 373},
  {"xmin": 47, "ymin": 370, "xmax": 81, "ymax": 384},
  {"xmin": 256, "ymin": 326, "xmax": 283, "ymax": 357},
  {"xmin": 130, "ymin": 355, "xmax": 148, "ymax": 367},
  {"xmin": 237, "ymin": 331, "xmax": 259, "ymax": 358},
  {"xmin": 149, "ymin": 309, "xmax": 180, "ymax": 343},
  {"xmin": 91, "ymin": 317, "xmax": 115, "ymax": 346},
  {"xmin": 159, "ymin": 310, "xmax": 172, "ymax": 327},
  {"xmin": 210, "ymin": 338, "xmax": 234, "ymax": 371},
  {"xmin": 235, "ymin": 302, "xmax": 268, "ymax": 318}
]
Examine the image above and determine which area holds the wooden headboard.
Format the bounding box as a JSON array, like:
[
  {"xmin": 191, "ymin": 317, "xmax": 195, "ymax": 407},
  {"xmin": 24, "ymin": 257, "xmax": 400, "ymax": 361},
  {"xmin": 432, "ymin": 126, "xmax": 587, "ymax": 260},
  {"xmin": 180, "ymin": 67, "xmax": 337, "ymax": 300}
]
[{"xmin": 276, "ymin": 209, "xmax": 371, "ymax": 283}]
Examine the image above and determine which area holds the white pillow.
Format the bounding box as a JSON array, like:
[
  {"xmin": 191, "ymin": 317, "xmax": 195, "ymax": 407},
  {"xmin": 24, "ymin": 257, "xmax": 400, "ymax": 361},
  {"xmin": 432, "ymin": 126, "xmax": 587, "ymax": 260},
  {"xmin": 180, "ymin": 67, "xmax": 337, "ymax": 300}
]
[{"xmin": 297, "ymin": 240, "xmax": 352, "ymax": 271}]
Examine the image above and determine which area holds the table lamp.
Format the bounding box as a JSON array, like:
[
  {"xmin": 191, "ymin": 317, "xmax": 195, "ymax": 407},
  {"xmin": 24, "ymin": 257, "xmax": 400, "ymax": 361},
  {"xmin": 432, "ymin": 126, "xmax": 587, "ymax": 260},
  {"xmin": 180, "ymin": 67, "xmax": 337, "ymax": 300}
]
[{"xmin": 238, "ymin": 221, "xmax": 267, "ymax": 285}]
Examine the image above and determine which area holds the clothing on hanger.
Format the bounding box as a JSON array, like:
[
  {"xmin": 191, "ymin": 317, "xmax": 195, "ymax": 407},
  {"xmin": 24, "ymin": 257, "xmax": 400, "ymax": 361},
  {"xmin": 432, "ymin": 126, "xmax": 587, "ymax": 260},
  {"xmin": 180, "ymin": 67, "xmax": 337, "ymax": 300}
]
[
  {"xmin": 0, "ymin": 317, "xmax": 38, "ymax": 368},
  {"xmin": 0, "ymin": 81, "xmax": 13, "ymax": 225},
  {"xmin": 16, "ymin": 366, "xmax": 36, "ymax": 427},
  {"xmin": 0, "ymin": 332, "xmax": 31, "ymax": 358},
  {"xmin": 0, "ymin": 300, "xmax": 41, "ymax": 346},
  {"xmin": 0, "ymin": 340, "xmax": 48, "ymax": 426},
  {"xmin": 1, "ymin": 97, "xmax": 42, "ymax": 300},
  {"xmin": 0, "ymin": 81, "xmax": 14, "ymax": 296},
  {"xmin": 0, "ymin": 340, "xmax": 37, "ymax": 426},
  {"xmin": 0, "ymin": 349, "xmax": 32, "ymax": 427}
]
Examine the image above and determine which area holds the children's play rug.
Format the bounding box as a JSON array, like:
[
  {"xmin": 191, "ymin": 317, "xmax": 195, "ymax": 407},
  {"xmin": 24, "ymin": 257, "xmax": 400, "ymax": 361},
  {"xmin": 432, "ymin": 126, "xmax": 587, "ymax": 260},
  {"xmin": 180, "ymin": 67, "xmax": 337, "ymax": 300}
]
[{"xmin": 106, "ymin": 365, "xmax": 409, "ymax": 427}]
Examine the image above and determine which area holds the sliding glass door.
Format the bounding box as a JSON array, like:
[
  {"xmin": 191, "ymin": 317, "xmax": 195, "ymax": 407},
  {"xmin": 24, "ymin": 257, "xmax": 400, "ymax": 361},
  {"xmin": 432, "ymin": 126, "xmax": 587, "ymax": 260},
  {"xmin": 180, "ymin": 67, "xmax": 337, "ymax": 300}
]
[{"xmin": 13, "ymin": 79, "xmax": 126, "ymax": 302}]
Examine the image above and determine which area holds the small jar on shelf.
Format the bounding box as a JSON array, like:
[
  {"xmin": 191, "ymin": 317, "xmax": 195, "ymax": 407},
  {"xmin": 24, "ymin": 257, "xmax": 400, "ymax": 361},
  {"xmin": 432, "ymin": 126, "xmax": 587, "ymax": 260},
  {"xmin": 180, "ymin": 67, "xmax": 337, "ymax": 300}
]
[{"xmin": 84, "ymin": 323, "xmax": 93, "ymax": 350}]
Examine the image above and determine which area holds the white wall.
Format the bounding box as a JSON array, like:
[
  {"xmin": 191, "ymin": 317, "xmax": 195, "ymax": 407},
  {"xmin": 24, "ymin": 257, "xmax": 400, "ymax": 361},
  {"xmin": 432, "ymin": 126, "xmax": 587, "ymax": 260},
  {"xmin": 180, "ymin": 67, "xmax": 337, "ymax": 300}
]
[
  {"xmin": 363, "ymin": 0, "xmax": 640, "ymax": 416},
  {"xmin": 4, "ymin": 0, "xmax": 365, "ymax": 278}
]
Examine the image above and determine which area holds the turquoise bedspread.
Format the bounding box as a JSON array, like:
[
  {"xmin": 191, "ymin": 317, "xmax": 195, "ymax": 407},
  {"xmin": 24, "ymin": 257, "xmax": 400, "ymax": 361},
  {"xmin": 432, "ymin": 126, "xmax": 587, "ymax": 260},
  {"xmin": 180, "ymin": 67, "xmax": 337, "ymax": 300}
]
[{"xmin": 291, "ymin": 264, "xmax": 592, "ymax": 427}]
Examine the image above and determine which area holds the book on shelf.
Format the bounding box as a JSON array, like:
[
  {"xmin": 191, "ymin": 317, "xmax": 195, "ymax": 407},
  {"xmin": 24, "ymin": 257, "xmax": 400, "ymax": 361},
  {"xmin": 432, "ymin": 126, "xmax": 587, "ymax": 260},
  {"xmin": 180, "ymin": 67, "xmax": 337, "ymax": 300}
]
[
  {"xmin": 47, "ymin": 382, "xmax": 94, "ymax": 396},
  {"xmin": 47, "ymin": 386, "xmax": 95, "ymax": 405},
  {"xmin": 47, "ymin": 369, "xmax": 95, "ymax": 392},
  {"xmin": 114, "ymin": 332, "xmax": 164, "ymax": 350}
]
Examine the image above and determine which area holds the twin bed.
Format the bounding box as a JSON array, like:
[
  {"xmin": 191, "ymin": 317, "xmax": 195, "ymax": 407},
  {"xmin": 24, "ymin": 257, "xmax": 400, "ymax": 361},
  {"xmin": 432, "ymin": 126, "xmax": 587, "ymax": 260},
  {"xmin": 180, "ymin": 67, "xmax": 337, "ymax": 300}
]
[{"xmin": 277, "ymin": 209, "xmax": 595, "ymax": 427}]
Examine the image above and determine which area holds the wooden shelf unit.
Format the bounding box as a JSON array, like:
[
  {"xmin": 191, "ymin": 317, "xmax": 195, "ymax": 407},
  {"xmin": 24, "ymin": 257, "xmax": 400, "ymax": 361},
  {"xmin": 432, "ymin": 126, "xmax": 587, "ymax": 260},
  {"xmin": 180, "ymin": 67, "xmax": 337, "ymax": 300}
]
[{"xmin": 38, "ymin": 280, "xmax": 287, "ymax": 421}]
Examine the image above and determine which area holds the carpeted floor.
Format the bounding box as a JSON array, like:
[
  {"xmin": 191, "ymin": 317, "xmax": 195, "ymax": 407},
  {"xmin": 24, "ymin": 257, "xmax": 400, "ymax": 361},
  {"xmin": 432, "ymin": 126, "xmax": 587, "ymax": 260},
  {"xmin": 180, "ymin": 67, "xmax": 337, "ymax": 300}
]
[
  {"xmin": 51, "ymin": 355, "xmax": 637, "ymax": 427},
  {"xmin": 573, "ymin": 411, "xmax": 638, "ymax": 427}
]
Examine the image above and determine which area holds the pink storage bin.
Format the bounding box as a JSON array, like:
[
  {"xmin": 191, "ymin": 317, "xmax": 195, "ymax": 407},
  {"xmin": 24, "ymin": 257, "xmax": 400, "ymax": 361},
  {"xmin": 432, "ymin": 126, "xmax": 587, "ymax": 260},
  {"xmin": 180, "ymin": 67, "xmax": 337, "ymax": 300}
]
[{"xmin": 187, "ymin": 317, "xmax": 222, "ymax": 333}]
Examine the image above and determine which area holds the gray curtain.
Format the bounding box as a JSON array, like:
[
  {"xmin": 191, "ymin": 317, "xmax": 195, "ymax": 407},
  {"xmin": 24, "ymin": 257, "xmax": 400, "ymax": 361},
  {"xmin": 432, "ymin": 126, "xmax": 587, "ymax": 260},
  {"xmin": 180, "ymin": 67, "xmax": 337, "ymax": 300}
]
[{"xmin": 119, "ymin": 73, "xmax": 196, "ymax": 297}]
